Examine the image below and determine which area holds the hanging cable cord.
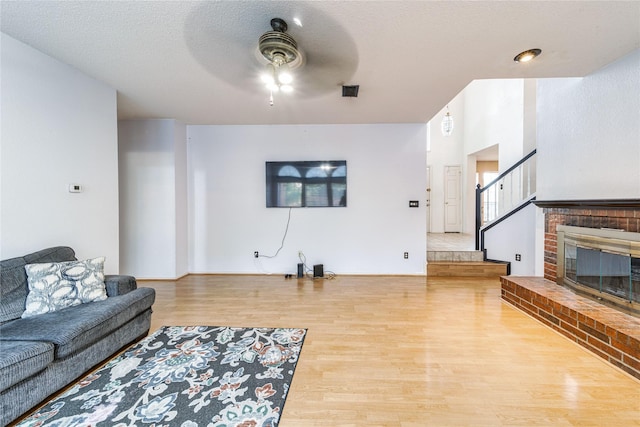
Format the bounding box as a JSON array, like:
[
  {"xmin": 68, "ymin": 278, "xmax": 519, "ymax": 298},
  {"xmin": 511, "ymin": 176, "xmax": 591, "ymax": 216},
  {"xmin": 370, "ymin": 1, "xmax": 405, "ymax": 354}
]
[
  {"xmin": 259, "ymin": 207, "xmax": 293, "ymax": 259},
  {"xmin": 257, "ymin": 207, "xmax": 337, "ymax": 279},
  {"xmin": 298, "ymin": 251, "xmax": 312, "ymax": 276}
]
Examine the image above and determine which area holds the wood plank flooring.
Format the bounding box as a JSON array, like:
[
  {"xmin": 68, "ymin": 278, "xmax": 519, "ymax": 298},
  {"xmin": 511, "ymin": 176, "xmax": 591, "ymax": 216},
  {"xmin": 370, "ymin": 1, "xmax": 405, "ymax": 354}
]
[{"xmin": 142, "ymin": 275, "xmax": 640, "ymax": 426}]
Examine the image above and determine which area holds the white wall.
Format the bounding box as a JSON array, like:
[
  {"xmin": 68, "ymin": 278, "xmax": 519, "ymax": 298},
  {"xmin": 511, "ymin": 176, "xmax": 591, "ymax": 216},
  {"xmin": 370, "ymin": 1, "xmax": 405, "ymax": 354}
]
[
  {"xmin": 462, "ymin": 79, "xmax": 528, "ymax": 236},
  {"xmin": 0, "ymin": 33, "xmax": 120, "ymax": 272},
  {"xmin": 483, "ymin": 203, "xmax": 537, "ymax": 276},
  {"xmin": 428, "ymin": 79, "xmax": 528, "ymax": 235},
  {"xmin": 427, "ymin": 94, "xmax": 465, "ymax": 233},
  {"xmin": 537, "ymin": 49, "xmax": 640, "ymax": 200},
  {"xmin": 464, "ymin": 79, "xmax": 525, "ymax": 170},
  {"xmin": 188, "ymin": 124, "xmax": 427, "ymax": 275},
  {"xmin": 523, "ymin": 79, "xmax": 537, "ymax": 155},
  {"xmin": 118, "ymin": 119, "xmax": 188, "ymax": 279},
  {"xmin": 174, "ymin": 122, "xmax": 189, "ymax": 278}
]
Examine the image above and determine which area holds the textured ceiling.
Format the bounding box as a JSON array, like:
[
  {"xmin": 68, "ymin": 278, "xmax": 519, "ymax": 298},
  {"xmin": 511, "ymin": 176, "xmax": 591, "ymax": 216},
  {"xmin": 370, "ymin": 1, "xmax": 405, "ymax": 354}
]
[{"xmin": 1, "ymin": 1, "xmax": 639, "ymax": 125}]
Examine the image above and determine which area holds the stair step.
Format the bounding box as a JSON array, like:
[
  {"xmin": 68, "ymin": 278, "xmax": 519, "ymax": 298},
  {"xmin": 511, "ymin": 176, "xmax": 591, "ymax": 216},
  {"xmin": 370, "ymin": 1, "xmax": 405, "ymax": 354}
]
[
  {"xmin": 427, "ymin": 250, "xmax": 484, "ymax": 262},
  {"xmin": 427, "ymin": 261, "xmax": 508, "ymax": 277}
]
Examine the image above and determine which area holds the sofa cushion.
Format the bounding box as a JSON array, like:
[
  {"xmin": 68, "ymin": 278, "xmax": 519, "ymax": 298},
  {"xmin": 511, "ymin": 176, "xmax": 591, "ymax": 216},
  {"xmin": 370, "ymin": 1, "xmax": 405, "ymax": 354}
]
[
  {"xmin": 0, "ymin": 257, "xmax": 27, "ymax": 324},
  {"xmin": 0, "ymin": 340, "xmax": 54, "ymax": 391},
  {"xmin": 22, "ymin": 257, "xmax": 107, "ymax": 318},
  {"xmin": 0, "ymin": 247, "xmax": 76, "ymax": 323},
  {"xmin": 0, "ymin": 287, "xmax": 155, "ymax": 359}
]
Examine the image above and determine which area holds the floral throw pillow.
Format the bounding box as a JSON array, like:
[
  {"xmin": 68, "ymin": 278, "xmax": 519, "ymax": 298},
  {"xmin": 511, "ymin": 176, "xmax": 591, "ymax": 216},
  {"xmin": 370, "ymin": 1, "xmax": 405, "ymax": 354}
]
[{"xmin": 22, "ymin": 257, "xmax": 107, "ymax": 318}]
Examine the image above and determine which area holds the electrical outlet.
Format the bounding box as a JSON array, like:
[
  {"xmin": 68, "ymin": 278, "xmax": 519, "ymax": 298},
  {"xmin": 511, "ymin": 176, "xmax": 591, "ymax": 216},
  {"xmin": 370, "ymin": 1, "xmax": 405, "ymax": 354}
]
[
  {"xmin": 404, "ymin": 252, "xmax": 409, "ymax": 259},
  {"xmin": 254, "ymin": 251, "xmax": 259, "ymax": 258},
  {"xmin": 515, "ymin": 254, "xmax": 521, "ymax": 261},
  {"xmin": 68, "ymin": 184, "xmax": 82, "ymax": 193}
]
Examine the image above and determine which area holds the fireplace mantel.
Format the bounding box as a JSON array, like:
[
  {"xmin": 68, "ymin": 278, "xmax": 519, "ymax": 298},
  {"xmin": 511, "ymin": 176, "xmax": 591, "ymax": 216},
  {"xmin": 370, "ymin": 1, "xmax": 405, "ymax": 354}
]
[{"xmin": 534, "ymin": 199, "xmax": 640, "ymax": 209}]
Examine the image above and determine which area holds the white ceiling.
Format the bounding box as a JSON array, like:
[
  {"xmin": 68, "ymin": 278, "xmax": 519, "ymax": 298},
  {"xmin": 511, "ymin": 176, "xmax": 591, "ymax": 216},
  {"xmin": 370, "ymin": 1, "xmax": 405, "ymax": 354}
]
[{"xmin": 1, "ymin": 1, "xmax": 639, "ymax": 125}]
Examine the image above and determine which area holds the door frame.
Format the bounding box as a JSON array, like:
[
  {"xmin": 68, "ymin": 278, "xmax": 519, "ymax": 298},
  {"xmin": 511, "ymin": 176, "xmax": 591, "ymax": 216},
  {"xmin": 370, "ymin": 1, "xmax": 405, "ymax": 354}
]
[{"xmin": 426, "ymin": 165, "xmax": 432, "ymax": 233}]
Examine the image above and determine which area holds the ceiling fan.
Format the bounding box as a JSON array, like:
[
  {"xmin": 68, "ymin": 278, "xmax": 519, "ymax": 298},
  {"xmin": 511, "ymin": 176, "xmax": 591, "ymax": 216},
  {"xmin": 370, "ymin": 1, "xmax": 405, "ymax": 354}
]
[
  {"xmin": 257, "ymin": 18, "xmax": 304, "ymax": 106},
  {"xmin": 183, "ymin": 2, "xmax": 358, "ymax": 101}
]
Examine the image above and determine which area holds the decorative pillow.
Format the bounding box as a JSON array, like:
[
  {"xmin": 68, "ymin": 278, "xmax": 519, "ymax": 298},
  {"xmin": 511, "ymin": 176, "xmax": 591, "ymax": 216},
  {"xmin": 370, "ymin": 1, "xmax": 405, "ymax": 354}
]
[
  {"xmin": 22, "ymin": 257, "xmax": 107, "ymax": 318},
  {"xmin": 66, "ymin": 257, "xmax": 107, "ymax": 304}
]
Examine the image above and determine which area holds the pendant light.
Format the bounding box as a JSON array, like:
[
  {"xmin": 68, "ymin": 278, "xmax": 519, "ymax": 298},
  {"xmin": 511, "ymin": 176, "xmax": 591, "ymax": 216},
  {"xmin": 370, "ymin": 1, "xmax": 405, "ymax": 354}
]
[{"xmin": 441, "ymin": 105, "xmax": 454, "ymax": 136}]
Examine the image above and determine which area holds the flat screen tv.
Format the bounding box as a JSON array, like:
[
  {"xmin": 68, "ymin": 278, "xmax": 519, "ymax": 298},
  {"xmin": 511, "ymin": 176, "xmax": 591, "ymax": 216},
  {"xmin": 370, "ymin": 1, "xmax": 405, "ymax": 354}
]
[{"xmin": 266, "ymin": 160, "xmax": 347, "ymax": 208}]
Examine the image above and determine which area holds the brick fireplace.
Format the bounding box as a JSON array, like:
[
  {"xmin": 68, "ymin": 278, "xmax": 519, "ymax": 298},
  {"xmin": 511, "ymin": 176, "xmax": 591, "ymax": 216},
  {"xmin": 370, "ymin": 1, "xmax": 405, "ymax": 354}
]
[
  {"xmin": 501, "ymin": 200, "xmax": 640, "ymax": 380},
  {"xmin": 539, "ymin": 201, "xmax": 640, "ymax": 281}
]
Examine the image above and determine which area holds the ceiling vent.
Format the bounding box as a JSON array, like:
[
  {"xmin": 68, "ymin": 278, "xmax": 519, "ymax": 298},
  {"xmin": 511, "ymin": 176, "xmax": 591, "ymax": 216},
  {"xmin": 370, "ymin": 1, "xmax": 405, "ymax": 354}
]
[{"xmin": 342, "ymin": 85, "xmax": 359, "ymax": 97}]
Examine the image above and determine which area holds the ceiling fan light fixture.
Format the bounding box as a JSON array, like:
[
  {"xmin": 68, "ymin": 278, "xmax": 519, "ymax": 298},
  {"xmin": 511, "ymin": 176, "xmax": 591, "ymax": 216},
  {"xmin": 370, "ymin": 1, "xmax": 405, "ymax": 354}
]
[
  {"xmin": 276, "ymin": 63, "xmax": 293, "ymax": 85},
  {"xmin": 258, "ymin": 18, "xmax": 303, "ymax": 106},
  {"xmin": 278, "ymin": 72, "xmax": 293, "ymax": 85},
  {"xmin": 260, "ymin": 66, "xmax": 276, "ymax": 86},
  {"xmin": 514, "ymin": 48, "xmax": 542, "ymax": 63}
]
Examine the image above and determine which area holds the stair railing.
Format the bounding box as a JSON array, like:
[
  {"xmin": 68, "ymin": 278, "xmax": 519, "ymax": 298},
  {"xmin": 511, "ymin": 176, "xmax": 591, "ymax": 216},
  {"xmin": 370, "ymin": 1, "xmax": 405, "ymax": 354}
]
[{"xmin": 475, "ymin": 149, "xmax": 536, "ymax": 250}]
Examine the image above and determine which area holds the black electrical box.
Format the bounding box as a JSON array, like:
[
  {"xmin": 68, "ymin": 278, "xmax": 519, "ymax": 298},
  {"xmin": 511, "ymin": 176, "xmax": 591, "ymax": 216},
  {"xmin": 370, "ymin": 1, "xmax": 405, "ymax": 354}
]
[
  {"xmin": 313, "ymin": 264, "xmax": 324, "ymax": 278},
  {"xmin": 297, "ymin": 263, "xmax": 304, "ymax": 278}
]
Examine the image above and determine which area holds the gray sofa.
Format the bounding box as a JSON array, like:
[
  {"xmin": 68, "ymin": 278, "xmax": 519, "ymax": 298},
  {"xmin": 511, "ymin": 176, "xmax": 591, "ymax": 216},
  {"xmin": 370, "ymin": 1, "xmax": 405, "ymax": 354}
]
[{"xmin": 0, "ymin": 247, "xmax": 155, "ymax": 426}]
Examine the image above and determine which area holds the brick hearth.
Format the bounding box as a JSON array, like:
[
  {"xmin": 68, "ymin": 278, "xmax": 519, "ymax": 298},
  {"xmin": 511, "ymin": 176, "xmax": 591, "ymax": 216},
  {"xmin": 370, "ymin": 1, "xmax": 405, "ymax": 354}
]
[
  {"xmin": 501, "ymin": 276, "xmax": 640, "ymax": 380},
  {"xmin": 501, "ymin": 201, "xmax": 640, "ymax": 380}
]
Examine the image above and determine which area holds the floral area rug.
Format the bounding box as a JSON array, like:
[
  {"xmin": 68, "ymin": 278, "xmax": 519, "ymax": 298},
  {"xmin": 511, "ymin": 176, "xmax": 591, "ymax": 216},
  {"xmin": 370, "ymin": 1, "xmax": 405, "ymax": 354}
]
[{"xmin": 17, "ymin": 326, "xmax": 307, "ymax": 427}]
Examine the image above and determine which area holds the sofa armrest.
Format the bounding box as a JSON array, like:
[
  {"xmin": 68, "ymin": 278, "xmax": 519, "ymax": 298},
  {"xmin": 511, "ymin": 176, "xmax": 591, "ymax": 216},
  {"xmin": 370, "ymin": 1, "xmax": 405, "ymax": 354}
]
[{"xmin": 104, "ymin": 275, "xmax": 138, "ymax": 297}]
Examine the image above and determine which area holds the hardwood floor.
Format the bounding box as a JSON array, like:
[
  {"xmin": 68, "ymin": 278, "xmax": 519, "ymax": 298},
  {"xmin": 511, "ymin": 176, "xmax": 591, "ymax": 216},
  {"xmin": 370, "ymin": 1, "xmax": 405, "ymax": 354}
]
[{"xmin": 142, "ymin": 275, "xmax": 640, "ymax": 426}]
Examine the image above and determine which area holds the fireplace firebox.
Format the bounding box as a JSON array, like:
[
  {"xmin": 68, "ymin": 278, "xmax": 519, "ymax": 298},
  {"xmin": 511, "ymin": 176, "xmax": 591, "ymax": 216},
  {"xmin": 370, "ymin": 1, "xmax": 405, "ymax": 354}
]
[{"xmin": 557, "ymin": 225, "xmax": 640, "ymax": 316}]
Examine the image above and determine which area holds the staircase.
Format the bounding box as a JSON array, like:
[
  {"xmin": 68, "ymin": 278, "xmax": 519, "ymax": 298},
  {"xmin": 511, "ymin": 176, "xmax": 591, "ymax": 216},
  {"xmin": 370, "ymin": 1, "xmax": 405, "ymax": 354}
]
[
  {"xmin": 427, "ymin": 151, "xmax": 536, "ymax": 278},
  {"xmin": 426, "ymin": 233, "xmax": 508, "ymax": 278}
]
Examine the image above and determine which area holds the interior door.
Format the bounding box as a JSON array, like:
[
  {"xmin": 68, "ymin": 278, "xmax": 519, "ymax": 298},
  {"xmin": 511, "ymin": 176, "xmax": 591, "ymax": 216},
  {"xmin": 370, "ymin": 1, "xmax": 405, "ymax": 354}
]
[{"xmin": 444, "ymin": 165, "xmax": 462, "ymax": 232}]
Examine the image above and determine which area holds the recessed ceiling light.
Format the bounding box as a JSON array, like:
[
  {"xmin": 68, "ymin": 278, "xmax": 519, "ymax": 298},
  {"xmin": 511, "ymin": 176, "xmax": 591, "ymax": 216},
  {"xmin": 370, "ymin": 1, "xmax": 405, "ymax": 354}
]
[{"xmin": 514, "ymin": 48, "xmax": 542, "ymax": 63}]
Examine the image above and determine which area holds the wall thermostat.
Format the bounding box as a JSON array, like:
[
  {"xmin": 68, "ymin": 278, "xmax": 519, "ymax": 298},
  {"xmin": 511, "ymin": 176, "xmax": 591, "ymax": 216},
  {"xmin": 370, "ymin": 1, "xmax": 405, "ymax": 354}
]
[{"xmin": 68, "ymin": 184, "xmax": 83, "ymax": 193}]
